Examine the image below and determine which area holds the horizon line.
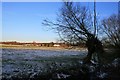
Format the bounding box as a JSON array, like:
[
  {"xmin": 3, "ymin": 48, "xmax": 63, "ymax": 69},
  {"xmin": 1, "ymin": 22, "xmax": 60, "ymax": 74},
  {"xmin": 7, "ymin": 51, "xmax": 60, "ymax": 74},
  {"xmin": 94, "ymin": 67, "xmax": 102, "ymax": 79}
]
[{"xmin": 0, "ymin": 40, "xmax": 59, "ymax": 43}]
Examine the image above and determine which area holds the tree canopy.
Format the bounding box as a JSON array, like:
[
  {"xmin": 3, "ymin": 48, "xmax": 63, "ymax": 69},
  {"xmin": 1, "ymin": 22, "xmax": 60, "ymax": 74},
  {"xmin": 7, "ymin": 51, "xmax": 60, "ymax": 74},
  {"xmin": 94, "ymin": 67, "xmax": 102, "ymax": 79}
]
[
  {"xmin": 43, "ymin": 2, "xmax": 104, "ymax": 63},
  {"xmin": 102, "ymin": 14, "xmax": 120, "ymax": 48}
]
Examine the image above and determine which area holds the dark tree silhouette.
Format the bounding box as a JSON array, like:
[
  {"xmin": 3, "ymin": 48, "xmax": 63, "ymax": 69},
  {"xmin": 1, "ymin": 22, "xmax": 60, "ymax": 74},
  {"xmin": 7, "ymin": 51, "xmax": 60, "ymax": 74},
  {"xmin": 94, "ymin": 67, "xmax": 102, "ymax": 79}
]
[
  {"xmin": 43, "ymin": 2, "xmax": 104, "ymax": 63},
  {"xmin": 102, "ymin": 14, "xmax": 120, "ymax": 48}
]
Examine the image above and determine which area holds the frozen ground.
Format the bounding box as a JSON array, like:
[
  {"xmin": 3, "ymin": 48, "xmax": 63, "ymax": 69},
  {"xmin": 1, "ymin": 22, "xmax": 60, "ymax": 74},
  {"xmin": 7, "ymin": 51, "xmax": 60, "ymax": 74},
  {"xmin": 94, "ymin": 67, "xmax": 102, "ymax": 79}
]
[{"xmin": 2, "ymin": 49, "xmax": 87, "ymax": 78}]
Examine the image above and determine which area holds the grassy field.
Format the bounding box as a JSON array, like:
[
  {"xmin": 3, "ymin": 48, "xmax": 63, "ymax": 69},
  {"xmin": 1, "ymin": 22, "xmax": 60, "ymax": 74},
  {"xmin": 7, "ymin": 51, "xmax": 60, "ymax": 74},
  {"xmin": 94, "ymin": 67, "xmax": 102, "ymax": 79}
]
[
  {"xmin": 0, "ymin": 44, "xmax": 86, "ymax": 51},
  {"xmin": 1, "ymin": 47, "xmax": 120, "ymax": 80},
  {"xmin": 2, "ymin": 48, "xmax": 87, "ymax": 79}
]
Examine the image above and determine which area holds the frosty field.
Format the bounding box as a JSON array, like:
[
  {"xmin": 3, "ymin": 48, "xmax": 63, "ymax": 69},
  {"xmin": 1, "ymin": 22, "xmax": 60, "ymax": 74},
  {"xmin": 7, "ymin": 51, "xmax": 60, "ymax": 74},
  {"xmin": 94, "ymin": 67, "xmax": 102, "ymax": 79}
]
[{"xmin": 2, "ymin": 49, "xmax": 87, "ymax": 79}]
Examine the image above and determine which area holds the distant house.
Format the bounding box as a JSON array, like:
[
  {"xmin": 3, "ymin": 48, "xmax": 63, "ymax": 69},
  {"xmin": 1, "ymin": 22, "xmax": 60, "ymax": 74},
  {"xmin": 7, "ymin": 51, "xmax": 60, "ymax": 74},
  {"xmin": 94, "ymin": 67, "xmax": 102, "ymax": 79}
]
[{"xmin": 53, "ymin": 44, "xmax": 60, "ymax": 47}]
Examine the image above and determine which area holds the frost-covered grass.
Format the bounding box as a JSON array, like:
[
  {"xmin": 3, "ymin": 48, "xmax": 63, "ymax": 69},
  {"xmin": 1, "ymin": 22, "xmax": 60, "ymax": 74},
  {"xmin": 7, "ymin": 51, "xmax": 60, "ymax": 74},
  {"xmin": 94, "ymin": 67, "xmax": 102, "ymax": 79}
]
[
  {"xmin": 2, "ymin": 49, "xmax": 87, "ymax": 79},
  {"xmin": 2, "ymin": 49, "xmax": 120, "ymax": 80}
]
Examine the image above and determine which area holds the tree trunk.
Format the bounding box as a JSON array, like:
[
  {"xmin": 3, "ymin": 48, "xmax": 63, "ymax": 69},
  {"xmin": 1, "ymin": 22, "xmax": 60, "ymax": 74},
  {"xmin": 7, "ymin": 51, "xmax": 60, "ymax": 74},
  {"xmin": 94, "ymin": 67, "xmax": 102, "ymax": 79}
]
[{"xmin": 84, "ymin": 36, "xmax": 104, "ymax": 64}]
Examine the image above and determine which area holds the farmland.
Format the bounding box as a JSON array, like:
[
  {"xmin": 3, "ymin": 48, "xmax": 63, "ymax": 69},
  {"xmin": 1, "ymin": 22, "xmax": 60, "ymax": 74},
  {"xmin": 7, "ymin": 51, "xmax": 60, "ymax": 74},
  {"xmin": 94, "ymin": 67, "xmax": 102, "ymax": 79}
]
[
  {"xmin": 2, "ymin": 49, "xmax": 87, "ymax": 79},
  {"xmin": 1, "ymin": 48, "xmax": 120, "ymax": 80}
]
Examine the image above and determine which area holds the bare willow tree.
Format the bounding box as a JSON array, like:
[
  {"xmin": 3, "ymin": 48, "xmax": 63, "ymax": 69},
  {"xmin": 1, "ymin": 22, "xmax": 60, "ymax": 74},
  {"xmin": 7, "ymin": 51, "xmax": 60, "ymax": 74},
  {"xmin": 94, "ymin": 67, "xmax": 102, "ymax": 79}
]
[
  {"xmin": 102, "ymin": 14, "xmax": 120, "ymax": 48},
  {"xmin": 43, "ymin": 2, "xmax": 104, "ymax": 63}
]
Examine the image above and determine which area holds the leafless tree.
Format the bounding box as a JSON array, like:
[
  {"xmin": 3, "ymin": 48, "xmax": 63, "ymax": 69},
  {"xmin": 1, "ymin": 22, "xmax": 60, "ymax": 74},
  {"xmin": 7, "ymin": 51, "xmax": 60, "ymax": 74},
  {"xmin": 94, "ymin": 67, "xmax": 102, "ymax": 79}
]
[
  {"xmin": 43, "ymin": 2, "xmax": 104, "ymax": 63},
  {"xmin": 102, "ymin": 14, "xmax": 120, "ymax": 48}
]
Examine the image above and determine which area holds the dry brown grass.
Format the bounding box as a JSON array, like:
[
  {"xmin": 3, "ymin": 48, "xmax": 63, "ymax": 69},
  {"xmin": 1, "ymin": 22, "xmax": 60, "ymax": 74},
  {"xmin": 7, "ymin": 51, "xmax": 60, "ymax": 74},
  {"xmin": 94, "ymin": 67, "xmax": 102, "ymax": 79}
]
[{"xmin": 0, "ymin": 44, "xmax": 86, "ymax": 51}]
